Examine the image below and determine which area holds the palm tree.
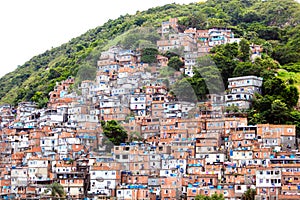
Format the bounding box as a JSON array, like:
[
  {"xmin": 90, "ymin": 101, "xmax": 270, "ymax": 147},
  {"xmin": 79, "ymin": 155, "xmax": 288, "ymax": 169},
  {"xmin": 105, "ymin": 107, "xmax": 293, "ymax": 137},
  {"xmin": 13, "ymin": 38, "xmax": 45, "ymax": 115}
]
[
  {"xmin": 129, "ymin": 131, "xmax": 143, "ymax": 142},
  {"xmin": 44, "ymin": 182, "xmax": 66, "ymax": 199},
  {"xmin": 241, "ymin": 188, "xmax": 256, "ymax": 200}
]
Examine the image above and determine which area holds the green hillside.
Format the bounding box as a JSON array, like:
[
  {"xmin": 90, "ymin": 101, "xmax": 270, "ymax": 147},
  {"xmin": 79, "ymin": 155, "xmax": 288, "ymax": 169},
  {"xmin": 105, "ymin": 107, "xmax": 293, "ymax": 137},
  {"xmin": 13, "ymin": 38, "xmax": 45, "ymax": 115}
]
[{"xmin": 1, "ymin": 0, "xmax": 300, "ymax": 110}]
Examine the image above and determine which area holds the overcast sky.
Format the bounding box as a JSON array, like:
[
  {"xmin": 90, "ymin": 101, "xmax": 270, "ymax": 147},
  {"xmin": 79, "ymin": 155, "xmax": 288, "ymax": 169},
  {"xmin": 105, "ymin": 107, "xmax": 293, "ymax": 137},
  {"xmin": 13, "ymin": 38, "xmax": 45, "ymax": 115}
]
[{"xmin": 0, "ymin": 0, "xmax": 196, "ymax": 78}]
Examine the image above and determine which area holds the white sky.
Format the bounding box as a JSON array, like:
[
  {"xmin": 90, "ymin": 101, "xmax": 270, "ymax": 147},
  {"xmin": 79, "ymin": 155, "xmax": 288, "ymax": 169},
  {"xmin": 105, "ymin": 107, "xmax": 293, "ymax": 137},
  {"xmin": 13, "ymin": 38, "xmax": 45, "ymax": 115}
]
[{"xmin": 0, "ymin": 0, "xmax": 196, "ymax": 78}]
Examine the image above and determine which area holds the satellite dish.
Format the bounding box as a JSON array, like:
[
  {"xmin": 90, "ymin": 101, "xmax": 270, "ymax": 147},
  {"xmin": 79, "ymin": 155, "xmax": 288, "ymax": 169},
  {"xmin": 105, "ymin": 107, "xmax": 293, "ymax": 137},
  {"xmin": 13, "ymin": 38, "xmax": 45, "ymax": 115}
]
[
  {"xmin": 96, "ymin": 177, "xmax": 104, "ymax": 182},
  {"xmin": 35, "ymin": 173, "xmax": 43, "ymax": 178}
]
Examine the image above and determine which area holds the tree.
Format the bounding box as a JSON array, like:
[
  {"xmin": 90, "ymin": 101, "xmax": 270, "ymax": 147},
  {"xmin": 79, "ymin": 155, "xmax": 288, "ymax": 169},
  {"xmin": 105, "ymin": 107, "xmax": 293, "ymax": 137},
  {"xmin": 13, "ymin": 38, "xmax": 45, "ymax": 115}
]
[
  {"xmin": 262, "ymin": 77, "xmax": 299, "ymax": 108},
  {"xmin": 48, "ymin": 68, "xmax": 61, "ymax": 80},
  {"xmin": 75, "ymin": 64, "xmax": 97, "ymax": 85},
  {"xmin": 272, "ymin": 45, "xmax": 300, "ymax": 65},
  {"xmin": 211, "ymin": 43, "xmax": 239, "ymax": 86},
  {"xmin": 197, "ymin": 55, "xmax": 216, "ymax": 67},
  {"xmin": 120, "ymin": 27, "xmax": 160, "ymax": 49},
  {"xmin": 281, "ymin": 85, "xmax": 299, "ymax": 108},
  {"xmin": 194, "ymin": 66, "xmax": 224, "ymax": 95},
  {"xmin": 282, "ymin": 62, "xmax": 300, "ymax": 73},
  {"xmin": 172, "ymin": 78, "xmax": 199, "ymax": 102},
  {"xmin": 270, "ymin": 99, "xmax": 290, "ymax": 124},
  {"xmin": 161, "ymin": 78, "xmax": 170, "ymax": 89},
  {"xmin": 249, "ymin": 91, "xmax": 295, "ymax": 125},
  {"xmin": 289, "ymin": 110, "xmax": 300, "ymax": 138},
  {"xmin": 241, "ymin": 10, "xmax": 261, "ymax": 23},
  {"xmin": 248, "ymin": 94, "xmax": 274, "ymax": 124},
  {"xmin": 212, "ymin": 53, "xmax": 237, "ymax": 86},
  {"xmin": 241, "ymin": 189, "xmax": 256, "ymax": 200},
  {"xmin": 239, "ymin": 39, "xmax": 250, "ymax": 62},
  {"xmin": 129, "ymin": 131, "xmax": 143, "ymax": 142},
  {"xmin": 262, "ymin": 41, "xmax": 273, "ymax": 55},
  {"xmin": 179, "ymin": 11, "xmax": 207, "ymax": 29},
  {"xmin": 31, "ymin": 91, "xmax": 49, "ymax": 108},
  {"xmin": 45, "ymin": 182, "xmax": 65, "ymax": 199},
  {"xmin": 196, "ymin": 193, "xmax": 225, "ymax": 200},
  {"xmin": 159, "ymin": 67, "xmax": 176, "ymax": 78},
  {"xmin": 243, "ymin": 31, "xmax": 259, "ymax": 42},
  {"xmin": 263, "ymin": 77, "xmax": 285, "ymax": 97},
  {"xmin": 101, "ymin": 120, "xmax": 128, "ymax": 145},
  {"xmin": 233, "ymin": 62, "xmax": 262, "ymax": 77},
  {"xmin": 168, "ymin": 56, "xmax": 184, "ymax": 71},
  {"xmin": 138, "ymin": 40, "xmax": 156, "ymax": 49},
  {"xmin": 164, "ymin": 51, "xmax": 180, "ymax": 59},
  {"xmin": 247, "ymin": 108, "xmax": 267, "ymax": 125},
  {"xmin": 141, "ymin": 48, "xmax": 158, "ymax": 64}
]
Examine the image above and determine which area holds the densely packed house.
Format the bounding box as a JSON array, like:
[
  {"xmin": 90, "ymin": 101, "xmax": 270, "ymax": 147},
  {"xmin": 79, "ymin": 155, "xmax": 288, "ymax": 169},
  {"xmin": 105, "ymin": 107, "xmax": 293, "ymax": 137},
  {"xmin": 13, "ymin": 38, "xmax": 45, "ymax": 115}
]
[{"xmin": 0, "ymin": 18, "xmax": 296, "ymax": 200}]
